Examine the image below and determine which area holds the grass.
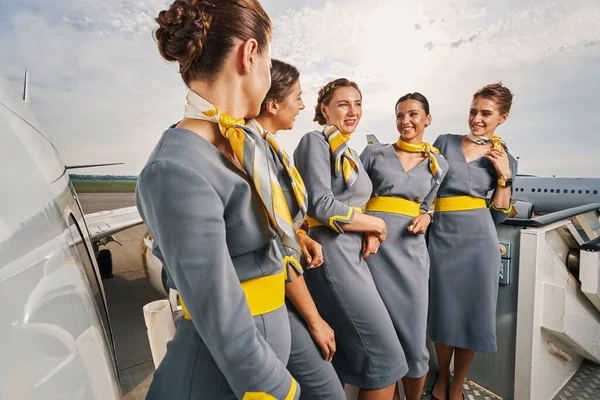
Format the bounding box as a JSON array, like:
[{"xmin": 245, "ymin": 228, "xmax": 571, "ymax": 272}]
[{"xmin": 72, "ymin": 179, "xmax": 137, "ymax": 193}]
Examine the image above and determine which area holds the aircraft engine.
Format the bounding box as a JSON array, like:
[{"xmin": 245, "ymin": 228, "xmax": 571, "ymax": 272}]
[
  {"xmin": 512, "ymin": 200, "xmax": 535, "ymax": 219},
  {"xmin": 141, "ymin": 232, "xmax": 168, "ymax": 297}
]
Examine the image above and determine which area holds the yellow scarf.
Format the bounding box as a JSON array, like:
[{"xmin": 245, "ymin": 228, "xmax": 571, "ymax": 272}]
[
  {"xmin": 184, "ymin": 90, "xmax": 303, "ymax": 275},
  {"xmin": 395, "ymin": 138, "xmax": 443, "ymax": 181},
  {"xmin": 322, "ymin": 125, "xmax": 359, "ymax": 188}
]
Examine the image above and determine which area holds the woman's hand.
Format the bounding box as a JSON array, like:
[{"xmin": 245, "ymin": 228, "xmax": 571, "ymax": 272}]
[
  {"xmin": 371, "ymin": 216, "xmax": 388, "ymax": 242},
  {"xmin": 484, "ymin": 149, "xmax": 511, "ymax": 181},
  {"xmin": 297, "ymin": 233, "xmax": 324, "ymax": 269},
  {"xmin": 307, "ymin": 316, "xmax": 336, "ymax": 361},
  {"xmin": 407, "ymin": 213, "xmax": 431, "ymax": 234},
  {"xmin": 362, "ymin": 233, "xmax": 381, "ymax": 259}
]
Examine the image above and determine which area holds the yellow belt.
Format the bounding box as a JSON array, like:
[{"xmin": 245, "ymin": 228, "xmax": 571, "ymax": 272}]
[
  {"xmin": 307, "ymin": 206, "xmax": 363, "ymax": 228},
  {"xmin": 365, "ymin": 196, "xmax": 420, "ymax": 217},
  {"xmin": 180, "ymin": 271, "xmax": 285, "ymax": 320},
  {"xmin": 434, "ymin": 196, "xmax": 487, "ymax": 212}
]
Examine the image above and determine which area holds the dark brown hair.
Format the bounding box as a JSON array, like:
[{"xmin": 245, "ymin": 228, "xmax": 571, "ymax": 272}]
[
  {"xmin": 259, "ymin": 59, "xmax": 300, "ymax": 114},
  {"xmin": 313, "ymin": 78, "xmax": 362, "ymax": 125},
  {"xmin": 154, "ymin": 0, "xmax": 272, "ymax": 86},
  {"xmin": 473, "ymin": 82, "xmax": 513, "ymax": 115},
  {"xmin": 395, "ymin": 92, "xmax": 430, "ymax": 115}
]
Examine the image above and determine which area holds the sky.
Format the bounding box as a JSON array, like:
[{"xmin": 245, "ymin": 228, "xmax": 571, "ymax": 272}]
[{"xmin": 1, "ymin": 0, "xmax": 599, "ymax": 177}]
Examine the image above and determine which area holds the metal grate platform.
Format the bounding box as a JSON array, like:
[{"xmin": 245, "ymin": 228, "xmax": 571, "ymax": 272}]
[{"xmin": 553, "ymin": 361, "xmax": 600, "ymax": 400}]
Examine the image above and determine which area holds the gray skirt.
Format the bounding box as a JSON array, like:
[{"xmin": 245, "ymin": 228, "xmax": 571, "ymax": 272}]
[
  {"xmin": 146, "ymin": 305, "xmax": 291, "ymax": 399},
  {"xmin": 304, "ymin": 227, "xmax": 407, "ymax": 389},
  {"xmin": 286, "ymin": 303, "xmax": 346, "ymax": 399},
  {"xmin": 365, "ymin": 211, "xmax": 430, "ymax": 378},
  {"xmin": 428, "ymin": 208, "xmax": 500, "ymax": 353}
]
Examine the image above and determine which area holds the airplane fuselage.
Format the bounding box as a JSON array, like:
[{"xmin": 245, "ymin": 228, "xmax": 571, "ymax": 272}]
[
  {"xmin": 0, "ymin": 77, "xmax": 120, "ymax": 399},
  {"xmin": 513, "ymin": 176, "xmax": 600, "ymax": 214}
]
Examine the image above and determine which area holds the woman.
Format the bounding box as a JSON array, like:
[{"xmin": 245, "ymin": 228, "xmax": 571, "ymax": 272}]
[
  {"xmin": 246, "ymin": 59, "xmax": 345, "ymax": 400},
  {"xmin": 136, "ymin": 1, "xmax": 300, "ymax": 398},
  {"xmin": 428, "ymin": 83, "xmax": 517, "ymax": 400},
  {"xmin": 360, "ymin": 93, "xmax": 448, "ymax": 400},
  {"xmin": 294, "ymin": 78, "xmax": 406, "ymax": 399}
]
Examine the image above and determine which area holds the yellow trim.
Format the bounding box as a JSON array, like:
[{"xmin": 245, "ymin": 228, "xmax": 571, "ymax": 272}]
[
  {"xmin": 286, "ymin": 378, "xmax": 298, "ymax": 400},
  {"xmin": 181, "ymin": 271, "xmax": 285, "ymax": 320},
  {"xmin": 434, "ymin": 196, "xmax": 487, "ymax": 212},
  {"xmin": 307, "ymin": 206, "xmax": 363, "ymax": 230},
  {"xmin": 497, "ymin": 178, "xmax": 507, "ymax": 187},
  {"xmin": 242, "ymin": 392, "xmax": 277, "ymax": 400},
  {"xmin": 295, "ymin": 228, "xmax": 307, "ymax": 236},
  {"xmin": 241, "ymin": 378, "xmax": 297, "ymax": 400},
  {"xmin": 365, "ymin": 196, "xmax": 420, "ymax": 218}
]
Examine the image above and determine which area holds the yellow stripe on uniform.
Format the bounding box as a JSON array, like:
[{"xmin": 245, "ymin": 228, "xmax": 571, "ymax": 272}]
[
  {"xmin": 241, "ymin": 377, "xmax": 298, "ymax": 400},
  {"xmin": 181, "ymin": 271, "xmax": 286, "ymax": 319},
  {"xmin": 307, "ymin": 206, "xmax": 364, "ymax": 230},
  {"xmin": 434, "ymin": 196, "xmax": 487, "ymax": 212},
  {"xmin": 365, "ymin": 196, "xmax": 421, "ymax": 217}
]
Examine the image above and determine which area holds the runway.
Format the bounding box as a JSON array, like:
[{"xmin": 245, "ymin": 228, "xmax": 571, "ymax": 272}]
[{"xmin": 79, "ymin": 193, "xmax": 159, "ymax": 400}]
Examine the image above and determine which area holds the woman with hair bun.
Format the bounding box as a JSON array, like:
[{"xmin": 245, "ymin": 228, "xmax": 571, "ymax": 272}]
[
  {"xmin": 136, "ymin": 1, "xmax": 301, "ymax": 398},
  {"xmin": 428, "ymin": 83, "xmax": 517, "ymax": 400},
  {"xmin": 294, "ymin": 78, "xmax": 406, "ymax": 399},
  {"xmin": 360, "ymin": 92, "xmax": 448, "ymax": 400},
  {"xmin": 246, "ymin": 59, "xmax": 346, "ymax": 400}
]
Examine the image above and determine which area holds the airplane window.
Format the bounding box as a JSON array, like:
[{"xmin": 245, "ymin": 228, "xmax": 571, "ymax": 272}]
[
  {"xmin": 594, "ymin": 190, "xmax": 598, "ymax": 195},
  {"xmin": 572, "ymin": 190, "xmax": 576, "ymax": 194},
  {"xmin": 538, "ymin": 189, "xmax": 542, "ymax": 192},
  {"xmin": 550, "ymin": 189, "xmax": 554, "ymax": 193},
  {"xmin": 579, "ymin": 190, "xmax": 583, "ymax": 194},
  {"xmin": 532, "ymin": 188, "xmax": 535, "ymax": 192},
  {"xmin": 544, "ymin": 189, "xmax": 548, "ymax": 193},
  {"xmin": 586, "ymin": 190, "xmax": 590, "ymax": 194},
  {"xmin": 564, "ymin": 190, "xmax": 568, "ymax": 193}
]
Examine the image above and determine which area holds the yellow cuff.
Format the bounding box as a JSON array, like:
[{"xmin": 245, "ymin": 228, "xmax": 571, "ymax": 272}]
[{"xmin": 295, "ymin": 228, "xmax": 307, "ymax": 236}]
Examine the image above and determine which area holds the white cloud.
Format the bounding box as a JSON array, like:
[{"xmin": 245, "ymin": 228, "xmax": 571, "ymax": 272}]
[{"xmin": 1, "ymin": 0, "xmax": 599, "ymax": 177}]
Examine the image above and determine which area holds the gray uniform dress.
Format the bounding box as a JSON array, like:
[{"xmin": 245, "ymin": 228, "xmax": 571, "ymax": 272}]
[
  {"xmin": 136, "ymin": 128, "xmax": 300, "ymax": 399},
  {"xmin": 254, "ymin": 121, "xmax": 346, "ymax": 400},
  {"xmin": 360, "ymin": 143, "xmax": 448, "ymax": 378},
  {"xmin": 293, "ymin": 131, "xmax": 407, "ymax": 389},
  {"xmin": 428, "ymin": 134, "xmax": 517, "ymax": 352}
]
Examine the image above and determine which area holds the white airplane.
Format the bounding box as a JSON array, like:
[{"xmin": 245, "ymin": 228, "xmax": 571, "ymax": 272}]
[
  {"xmin": 365, "ymin": 134, "xmax": 600, "ymax": 218},
  {"xmin": 0, "ymin": 72, "xmax": 142, "ymax": 399}
]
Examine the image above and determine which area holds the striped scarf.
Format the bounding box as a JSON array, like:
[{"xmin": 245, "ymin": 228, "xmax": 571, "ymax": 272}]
[
  {"xmin": 245, "ymin": 119, "xmax": 308, "ymax": 223},
  {"xmin": 467, "ymin": 134, "xmax": 507, "ymax": 152},
  {"xmin": 322, "ymin": 125, "xmax": 359, "ymax": 188},
  {"xmin": 184, "ymin": 90, "xmax": 303, "ymax": 275},
  {"xmin": 395, "ymin": 138, "xmax": 443, "ymax": 182}
]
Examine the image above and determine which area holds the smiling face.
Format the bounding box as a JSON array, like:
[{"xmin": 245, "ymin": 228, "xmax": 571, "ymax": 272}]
[
  {"xmin": 396, "ymin": 99, "xmax": 431, "ymax": 143},
  {"xmin": 320, "ymin": 86, "xmax": 362, "ymax": 134},
  {"xmin": 272, "ymin": 79, "xmax": 305, "ymax": 131},
  {"xmin": 468, "ymin": 96, "xmax": 508, "ymax": 137}
]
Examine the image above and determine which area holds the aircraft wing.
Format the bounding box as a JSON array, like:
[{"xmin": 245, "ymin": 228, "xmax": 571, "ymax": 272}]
[{"xmin": 84, "ymin": 206, "xmax": 143, "ymax": 243}]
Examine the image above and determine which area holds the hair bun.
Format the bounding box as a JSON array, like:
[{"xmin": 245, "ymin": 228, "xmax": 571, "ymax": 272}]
[{"xmin": 154, "ymin": 0, "xmax": 213, "ymax": 73}]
